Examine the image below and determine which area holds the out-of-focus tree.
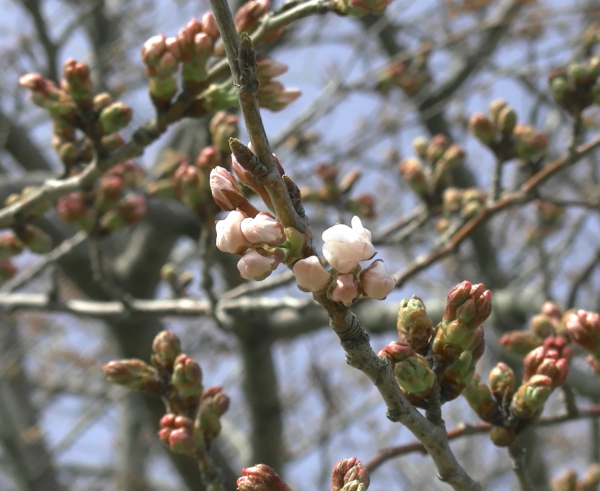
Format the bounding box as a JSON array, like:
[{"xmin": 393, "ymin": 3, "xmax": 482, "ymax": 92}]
[{"xmin": 1, "ymin": 0, "xmax": 600, "ymax": 490}]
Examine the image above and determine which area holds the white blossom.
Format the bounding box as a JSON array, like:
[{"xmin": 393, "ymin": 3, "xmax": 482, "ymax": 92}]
[
  {"xmin": 216, "ymin": 210, "xmax": 250, "ymax": 254},
  {"xmin": 322, "ymin": 216, "xmax": 375, "ymax": 273}
]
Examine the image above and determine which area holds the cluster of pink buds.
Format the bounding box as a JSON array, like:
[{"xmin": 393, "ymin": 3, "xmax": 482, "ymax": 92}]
[
  {"xmin": 141, "ymin": 13, "xmax": 235, "ymax": 111},
  {"xmin": 469, "ymin": 99, "xmax": 548, "ymax": 161},
  {"xmin": 215, "ymin": 209, "xmax": 288, "ymax": 281},
  {"xmin": 523, "ymin": 337, "xmax": 571, "ymax": 388},
  {"xmin": 255, "ymin": 56, "xmax": 301, "ymax": 112},
  {"xmin": 56, "ymin": 161, "xmax": 146, "ymax": 234},
  {"xmin": 104, "ymin": 331, "xmax": 230, "ymax": 457},
  {"xmin": 293, "ymin": 216, "xmax": 395, "ymax": 304}
]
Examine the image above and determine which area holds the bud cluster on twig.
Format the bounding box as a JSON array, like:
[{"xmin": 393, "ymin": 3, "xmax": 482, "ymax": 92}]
[
  {"xmin": 469, "ymin": 99, "xmax": 548, "ymax": 161},
  {"xmin": 377, "ymin": 42, "xmax": 433, "ymax": 95},
  {"xmin": 462, "ymin": 302, "xmax": 576, "ymax": 447},
  {"xmin": 300, "ymin": 163, "xmax": 375, "ymax": 218},
  {"xmin": 398, "ymin": 134, "xmax": 466, "ymax": 209},
  {"xmin": 378, "ymin": 281, "xmax": 492, "ymax": 409},
  {"xmin": 210, "ymin": 140, "xmax": 395, "ymax": 303},
  {"xmin": 549, "ymin": 57, "xmax": 600, "ymax": 118},
  {"xmin": 104, "ymin": 330, "xmax": 229, "ymax": 456},
  {"xmin": 0, "ymin": 224, "xmax": 54, "ymax": 281}
]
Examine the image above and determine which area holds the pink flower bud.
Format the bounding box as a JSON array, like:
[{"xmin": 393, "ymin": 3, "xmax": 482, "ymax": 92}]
[
  {"xmin": 256, "ymin": 56, "xmax": 289, "ymax": 82},
  {"xmin": 322, "ymin": 216, "xmax": 376, "ymax": 273},
  {"xmin": 210, "ymin": 166, "xmax": 247, "ymax": 211},
  {"xmin": 201, "ymin": 12, "xmax": 220, "ymax": 40},
  {"xmin": 360, "ymin": 259, "xmax": 395, "ymax": 300},
  {"xmin": 258, "ymin": 80, "xmax": 301, "ymax": 111},
  {"xmin": 234, "ymin": 0, "xmax": 271, "ymax": 34},
  {"xmin": 237, "ymin": 249, "xmax": 283, "ymax": 281},
  {"xmin": 142, "ymin": 34, "xmax": 167, "ymax": 66},
  {"xmin": 216, "ymin": 209, "xmax": 251, "ymax": 254},
  {"xmin": 168, "ymin": 427, "xmax": 195, "ymax": 455},
  {"xmin": 165, "ymin": 36, "xmax": 181, "ymax": 59},
  {"xmin": 330, "ymin": 274, "xmax": 360, "ymax": 306},
  {"xmin": 566, "ymin": 309, "xmax": 600, "ymax": 354},
  {"xmin": 292, "ymin": 256, "xmax": 332, "ymax": 292},
  {"xmin": 240, "ymin": 212, "xmax": 285, "ymax": 246}
]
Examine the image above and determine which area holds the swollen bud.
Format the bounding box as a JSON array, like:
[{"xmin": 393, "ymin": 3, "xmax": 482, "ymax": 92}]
[
  {"xmin": 103, "ymin": 359, "xmax": 164, "ymax": 393},
  {"xmin": 152, "ymin": 331, "xmax": 182, "ymax": 370},
  {"xmin": 237, "ymin": 464, "xmax": 293, "ymax": 491}
]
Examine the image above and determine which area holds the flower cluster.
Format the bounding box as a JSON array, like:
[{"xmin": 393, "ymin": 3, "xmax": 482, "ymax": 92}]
[
  {"xmin": 462, "ymin": 303, "xmax": 576, "ymax": 447},
  {"xmin": 104, "ymin": 331, "xmax": 229, "ymax": 456},
  {"xmin": 379, "ymin": 282, "xmax": 491, "ymax": 409},
  {"xmin": 293, "ymin": 216, "xmax": 395, "ymax": 305}
]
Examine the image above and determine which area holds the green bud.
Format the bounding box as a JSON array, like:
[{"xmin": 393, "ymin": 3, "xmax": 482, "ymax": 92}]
[
  {"xmin": 489, "ymin": 427, "xmax": 514, "ymax": 447},
  {"xmin": 152, "ymin": 331, "xmax": 181, "ymax": 370},
  {"xmin": 412, "ymin": 136, "xmax": 428, "ymax": 158},
  {"xmin": 393, "ymin": 351, "xmax": 436, "ymax": 396},
  {"xmin": 549, "ymin": 77, "xmax": 570, "ymax": 105},
  {"xmin": 488, "ymin": 362, "xmax": 515, "ymax": 403},
  {"xmin": 462, "ymin": 373, "xmax": 501, "ymax": 424},
  {"xmin": 98, "ymin": 102, "xmax": 133, "ymax": 134},
  {"xmin": 103, "ymin": 359, "xmax": 164, "ymax": 393},
  {"xmin": 172, "ymin": 354, "xmax": 203, "ymax": 398},
  {"xmin": 396, "ymin": 295, "xmax": 433, "ymax": 354},
  {"xmin": 567, "ymin": 62, "xmax": 588, "ymax": 85},
  {"xmin": 488, "ymin": 99, "xmax": 508, "ymax": 124},
  {"xmin": 497, "ymin": 106, "xmax": 517, "ymax": 134},
  {"xmin": 510, "ymin": 374, "xmax": 553, "ymax": 420},
  {"xmin": 588, "ymin": 57, "xmax": 600, "ymax": 79}
]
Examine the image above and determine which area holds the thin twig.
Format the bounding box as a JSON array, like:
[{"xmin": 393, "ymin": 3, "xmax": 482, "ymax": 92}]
[
  {"xmin": 365, "ymin": 404, "xmax": 600, "ymax": 473},
  {"xmin": 508, "ymin": 442, "xmax": 536, "ymax": 491}
]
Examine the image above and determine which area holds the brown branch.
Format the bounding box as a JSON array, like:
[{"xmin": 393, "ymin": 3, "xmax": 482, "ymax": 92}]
[{"xmin": 365, "ymin": 404, "xmax": 600, "ymax": 474}]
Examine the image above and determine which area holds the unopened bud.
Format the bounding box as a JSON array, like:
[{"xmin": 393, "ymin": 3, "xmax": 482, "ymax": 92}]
[
  {"xmin": 237, "ymin": 464, "xmax": 293, "ymax": 491},
  {"xmin": 103, "ymin": 359, "xmax": 164, "ymax": 393},
  {"xmin": 99, "ymin": 102, "xmax": 132, "ymax": 134},
  {"xmin": 172, "ymin": 354, "xmax": 203, "ymax": 398},
  {"xmin": 488, "ymin": 362, "xmax": 515, "ymax": 403},
  {"xmin": 0, "ymin": 260, "xmax": 17, "ymax": 282},
  {"xmin": 152, "ymin": 331, "xmax": 181, "ymax": 370},
  {"xmin": 499, "ymin": 330, "xmax": 543, "ymax": 356},
  {"xmin": 426, "ymin": 134, "xmax": 450, "ymax": 164},
  {"xmin": 462, "ymin": 373, "xmax": 501, "ymax": 424},
  {"xmin": 396, "ymin": 295, "xmax": 433, "ymax": 354},
  {"xmin": 15, "ymin": 225, "xmax": 52, "ymax": 254},
  {"xmin": 0, "ymin": 233, "xmax": 24, "ymax": 260},
  {"xmin": 469, "ymin": 113, "xmax": 496, "ymax": 146}
]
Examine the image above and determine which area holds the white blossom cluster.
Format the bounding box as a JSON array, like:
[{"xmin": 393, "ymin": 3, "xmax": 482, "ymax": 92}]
[{"xmin": 215, "ymin": 211, "xmax": 395, "ymax": 305}]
